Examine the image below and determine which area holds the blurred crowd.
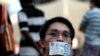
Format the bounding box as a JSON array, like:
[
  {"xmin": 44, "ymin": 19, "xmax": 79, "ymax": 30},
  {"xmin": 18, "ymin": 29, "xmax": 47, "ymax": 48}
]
[{"xmin": 0, "ymin": 0, "xmax": 100, "ymax": 56}]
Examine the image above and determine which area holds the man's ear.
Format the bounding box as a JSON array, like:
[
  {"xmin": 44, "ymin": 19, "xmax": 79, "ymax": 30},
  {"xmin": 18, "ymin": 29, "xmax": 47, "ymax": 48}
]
[{"xmin": 39, "ymin": 39, "xmax": 46, "ymax": 48}]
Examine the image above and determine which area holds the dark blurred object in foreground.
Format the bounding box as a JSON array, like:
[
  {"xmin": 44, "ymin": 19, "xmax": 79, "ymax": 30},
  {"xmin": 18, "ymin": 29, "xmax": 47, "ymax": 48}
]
[{"xmin": 0, "ymin": 5, "xmax": 15, "ymax": 56}]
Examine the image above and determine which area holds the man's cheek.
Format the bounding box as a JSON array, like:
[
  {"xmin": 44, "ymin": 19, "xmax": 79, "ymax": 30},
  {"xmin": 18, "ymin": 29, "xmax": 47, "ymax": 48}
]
[
  {"xmin": 64, "ymin": 39, "xmax": 72, "ymax": 45},
  {"xmin": 45, "ymin": 37, "xmax": 54, "ymax": 42}
]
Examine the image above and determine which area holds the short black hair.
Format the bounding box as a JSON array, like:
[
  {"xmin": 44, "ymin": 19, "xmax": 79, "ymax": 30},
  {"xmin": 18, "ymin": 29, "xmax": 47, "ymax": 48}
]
[
  {"xmin": 39, "ymin": 17, "xmax": 75, "ymax": 40},
  {"xmin": 19, "ymin": 0, "xmax": 33, "ymax": 7},
  {"xmin": 90, "ymin": 0, "xmax": 100, "ymax": 8}
]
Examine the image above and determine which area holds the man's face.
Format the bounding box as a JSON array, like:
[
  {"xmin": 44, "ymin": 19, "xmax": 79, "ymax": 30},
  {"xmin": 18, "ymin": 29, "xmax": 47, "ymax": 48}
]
[{"xmin": 43, "ymin": 22, "xmax": 72, "ymax": 56}]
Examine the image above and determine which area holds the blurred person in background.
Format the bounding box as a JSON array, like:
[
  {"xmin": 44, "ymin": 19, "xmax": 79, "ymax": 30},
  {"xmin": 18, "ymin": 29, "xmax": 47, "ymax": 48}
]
[
  {"xmin": 79, "ymin": 0, "xmax": 100, "ymax": 56},
  {"xmin": 39, "ymin": 17, "xmax": 75, "ymax": 56},
  {"xmin": 18, "ymin": 0, "xmax": 46, "ymax": 55}
]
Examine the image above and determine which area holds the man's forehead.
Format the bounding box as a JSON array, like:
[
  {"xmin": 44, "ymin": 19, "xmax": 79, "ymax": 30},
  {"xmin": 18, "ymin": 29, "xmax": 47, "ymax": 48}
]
[{"xmin": 48, "ymin": 22, "xmax": 70, "ymax": 32}]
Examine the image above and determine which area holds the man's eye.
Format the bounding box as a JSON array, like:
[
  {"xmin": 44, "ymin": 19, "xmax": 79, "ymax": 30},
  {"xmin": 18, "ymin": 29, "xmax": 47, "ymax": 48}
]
[
  {"xmin": 63, "ymin": 33, "xmax": 70, "ymax": 37},
  {"xmin": 49, "ymin": 33, "xmax": 57, "ymax": 37}
]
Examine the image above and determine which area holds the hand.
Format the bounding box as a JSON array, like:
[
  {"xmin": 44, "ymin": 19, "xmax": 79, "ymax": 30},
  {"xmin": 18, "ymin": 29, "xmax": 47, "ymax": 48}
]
[{"xmin": 33, "ymin": 42, "xmax": 45, "ymax": 56}]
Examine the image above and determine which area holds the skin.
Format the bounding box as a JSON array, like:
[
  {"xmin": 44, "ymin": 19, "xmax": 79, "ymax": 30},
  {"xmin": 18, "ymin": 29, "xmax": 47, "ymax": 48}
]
[
  {"xmin": 40, "ymin": 22, "xmax": 72, "ymax": 56},
  {"xmin": 90, "ymin": 2, "xmax": 95, "ymax": 9}
]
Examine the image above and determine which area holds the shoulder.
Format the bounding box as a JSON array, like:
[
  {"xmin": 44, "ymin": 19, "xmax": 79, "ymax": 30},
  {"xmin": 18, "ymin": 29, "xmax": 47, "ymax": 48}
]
[
  {"xmin": 84, "ymin": 8, "xmax": 100, "ymax": 19},
  {"xmin": 18, "ymin": 10, "xmax": 24, "ymax": 14},
  {"xmin": 18, "ymin": 10, "xmax": 27, "ymax": 16},
  {"xmin": 35, "ymin": 9, "xmax": 44, "ymax": 16},
  {"xmin": 87, "ymin": 8, "xmax": 100, "ymax": 15}
]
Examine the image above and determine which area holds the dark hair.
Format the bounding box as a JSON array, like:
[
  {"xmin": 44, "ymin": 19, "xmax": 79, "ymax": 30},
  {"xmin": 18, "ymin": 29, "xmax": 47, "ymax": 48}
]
[
  {"xmin": 90, "ymin": 0, "xmax": 100, "ymax": 8},
  {"xmin": 19, "ymin": 0, "xmax": 33, "ymax": 8},
  {"xmin": 39, "ymin": 17, "xmax": 75, "ymax": 40}
]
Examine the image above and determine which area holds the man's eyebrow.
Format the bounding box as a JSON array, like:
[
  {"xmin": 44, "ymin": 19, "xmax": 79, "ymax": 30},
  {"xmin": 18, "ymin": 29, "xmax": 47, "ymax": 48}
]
[
  {"xmin": 50, "ymin": 29, "xmax": 59, "ymax": 32},
  {"xmin": 50, "ymin": 29, "xmax": 70, "ymax": 33},
  {"xmin": 64, "ymin": 31, "xmax": 71, "ymax": 33}
]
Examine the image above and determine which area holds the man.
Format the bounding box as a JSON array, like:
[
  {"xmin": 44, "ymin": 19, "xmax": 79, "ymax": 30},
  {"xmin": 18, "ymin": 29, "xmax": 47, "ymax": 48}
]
[
  {"xmin": 39, "ymin": 17, "xmax": 75, "ymax": 56},
  {"xmin": 18, "ymin": 0, "xmax": 46, "ymax": 55},
  {"xmin": 79, "ymin": 0, "xmax": 100, "ymax": 56}
]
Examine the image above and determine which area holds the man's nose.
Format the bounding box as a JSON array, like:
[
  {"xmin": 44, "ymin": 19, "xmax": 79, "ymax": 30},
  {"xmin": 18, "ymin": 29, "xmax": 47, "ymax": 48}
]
[{"xmin": 57, "ymin": 34, "xmax": 64, "ymax": 42}]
